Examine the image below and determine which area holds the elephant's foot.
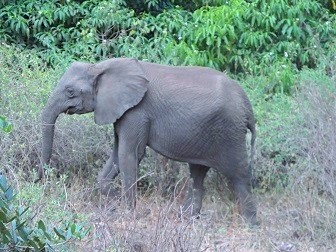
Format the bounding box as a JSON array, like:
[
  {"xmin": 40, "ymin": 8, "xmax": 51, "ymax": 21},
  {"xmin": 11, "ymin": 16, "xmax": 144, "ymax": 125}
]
[
  {"xmin": 240, "ymin": 208, "xmax": 259, "ymax": 227},
  {"xmin": 238, "ymin": 199, "xmax": 259, "ymax": 227},
  {"xmin": 135, "ymin": 207, "xmax": 151, "ymax": 220},
  {"xmin": 98, "ymin": 181, "xmax": 121, "ymax": 198},
  {"xmin": 180, "ymin": 195, "xmax": 203, "ymax": 219},
  {"xmin": 245, "ymin": 214, "xmax": 260, "ymax": 227}
]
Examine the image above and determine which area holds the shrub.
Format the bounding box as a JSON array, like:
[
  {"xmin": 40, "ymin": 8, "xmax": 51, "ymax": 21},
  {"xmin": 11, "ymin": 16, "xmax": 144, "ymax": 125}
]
[
  {"xmin": 170, "ymin": 0, "xmax": 336, "ymax": 75},
  {"xmin": 271, "ymin": 66, "xmax": 336, "ymax": 243},
  {"xmin": 0, "ymin": 174, "xmax": 90, "ymax": 251},
  {"xmin": 1, "ymin": 117, "xmax": 90, "ymax": 251},
  {"xmin": 246, "ymin": 47, "xmax": 336, "ymax": 191},
  {"xmin": 244, "ymin": 75, "xmax": 299, "ymax": 190},
  {"xmin": 0, "ymin": 0, "xmax": 130, "ymax": 64},
  {"xmin": 292, "ymin": 66, "xmax": 336, "ymax": 198},
  {"xmin": 1, "ymin": 0, "xmax": 334, "ymax": 77}
]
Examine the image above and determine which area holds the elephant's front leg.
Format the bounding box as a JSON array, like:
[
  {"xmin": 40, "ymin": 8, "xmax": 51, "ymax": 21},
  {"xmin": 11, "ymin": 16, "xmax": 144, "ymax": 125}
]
[
  {"xmin": 97, "ymin": 149, "xmax": 119, "ymax": 196},
  {"xmin": 97, "ymin": 132, "xmax": 120, "ymax": 197},
  {"xmin": 119, "ymin": 151, "xmax": 137, "ymax": 209},
  {"xmin": 118, "ymin": 137, "xmax": 147, "ymax": 210}
]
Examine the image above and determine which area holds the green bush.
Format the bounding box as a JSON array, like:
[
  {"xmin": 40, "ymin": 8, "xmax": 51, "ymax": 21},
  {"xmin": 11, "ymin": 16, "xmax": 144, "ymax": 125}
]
[
  {"xmin": 1, "ymin": 0, "xmax": 334, "ymax": 77},
  {"xmin": 170, "ymin": 0, "xmax": 335, "ymax": 75},
  {"xmin": 0, "ymin": 174, "xmax": 90, "ymax": 251},
  {"xmin": 245, "ymin": 46, "xmax": 336, "ymax": 191},
  {"xmin": 0, "ymin": 117, "xmax": 90, "ymax": 251},
  {"xmin": 243, "ymin": 75, "xmax": 299, "ymax": 190},
  {"xmin": 0, "ymin": 0, "xmax": 129, "ymax": 64},
  {"xmin": 292, "ymin": 67, "xmax": 336, "ymax": 197}
]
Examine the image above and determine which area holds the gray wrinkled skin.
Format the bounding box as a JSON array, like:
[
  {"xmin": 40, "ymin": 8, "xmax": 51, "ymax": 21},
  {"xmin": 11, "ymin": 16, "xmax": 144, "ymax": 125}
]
[{"xmin": 40, "ymin": 58, "xmax": 257, "ymax": 225}]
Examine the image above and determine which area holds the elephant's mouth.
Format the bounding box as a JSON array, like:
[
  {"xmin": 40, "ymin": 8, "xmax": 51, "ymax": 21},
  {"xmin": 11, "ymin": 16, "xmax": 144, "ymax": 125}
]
[
  {"xmin": 66, "ymin": 110, "xmax": 75, "ymax": 115},
  {"xmin": 65, "ymin": 107, "xmax": 77, "ymax": 115},
  {"xmin": 65, "ymin": 107, "xmax": 87, "ymax": 115}
]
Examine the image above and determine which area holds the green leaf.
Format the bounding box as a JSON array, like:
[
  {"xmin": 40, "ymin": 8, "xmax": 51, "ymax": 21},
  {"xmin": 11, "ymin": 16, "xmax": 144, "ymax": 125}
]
[
  {"xmin": 37, "ymin": 220, "xmax": 46, "ymax": 232},
  {"xmin": 10, "ymin": 220, "xmax": 18, "ymax": 244},
  {"xmin": 0, "ymin": 221, "xmax": 13, "ymax": 243},
  {"xmin": 0, "ymin": 116, "xmax": 13, "ymax": 133},
  {"xmin": 0, "ymin": 175, "xmax": 8, "ymax": 189},
  {"xmin": 15, "ymin": 219, "xmax": 27, "ymax": 231},
  {"xmin": 0, "ymin": 210, "xmax": 9, "ymax": 222},
  {"xmin": 53, "ymin": 227, "xmax": 66, "ymax": 240},
  {"xmin": 28, "ymin": 239, "xmax": 42, "ymax": 251},
  {"xmin": 66, "ymin": 225, "xmax": 73, "ymax": 240},
  {"xmin": 17, "ymin": 227, "xmax": 29, "ymax": 242},
  {"xmin": 4, "ymin": 187, "xmax": 14, "ymax": 201}
]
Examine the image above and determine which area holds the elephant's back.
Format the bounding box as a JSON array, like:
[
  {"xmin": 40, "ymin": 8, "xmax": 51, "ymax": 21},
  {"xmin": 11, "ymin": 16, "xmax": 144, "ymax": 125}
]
[{"xmin": 139, "ymin": 62, "xmax": 247, "ymax": 120}]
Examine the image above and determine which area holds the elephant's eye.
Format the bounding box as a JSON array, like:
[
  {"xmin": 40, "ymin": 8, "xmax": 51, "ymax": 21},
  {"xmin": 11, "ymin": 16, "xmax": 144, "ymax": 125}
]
[{"xmin": 66, "ymin": 87, "xmax": 75, "ymax": 98}]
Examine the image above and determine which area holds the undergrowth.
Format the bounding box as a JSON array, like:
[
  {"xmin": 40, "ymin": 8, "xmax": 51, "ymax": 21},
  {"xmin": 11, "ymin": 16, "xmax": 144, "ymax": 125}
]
[{"xmin": 1, "ymin": 43, "xmax": 336, "ymax": 250}]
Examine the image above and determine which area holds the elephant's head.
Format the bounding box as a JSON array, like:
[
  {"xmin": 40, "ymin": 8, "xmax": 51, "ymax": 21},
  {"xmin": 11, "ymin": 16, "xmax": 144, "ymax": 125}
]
[{"xmin": 39, "ymin": 58, "xmax": 148, "ymax": 180}]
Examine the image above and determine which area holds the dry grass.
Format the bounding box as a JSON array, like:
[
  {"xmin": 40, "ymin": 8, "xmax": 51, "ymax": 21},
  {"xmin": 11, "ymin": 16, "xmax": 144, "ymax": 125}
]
[
  {"xmin": 73, "ymin": 71, "xmax": 336, "ymax": 252},
  {"xmin": 2, "ymin": 79, "xmax": 336, "ymax": 251},
  {"xmin": 23, "ymin": 175, "xmax": 332, "ymax": 252},
  {"xmin": 1, "ymin": 48, "xmax": 336, "ymax": 251}
]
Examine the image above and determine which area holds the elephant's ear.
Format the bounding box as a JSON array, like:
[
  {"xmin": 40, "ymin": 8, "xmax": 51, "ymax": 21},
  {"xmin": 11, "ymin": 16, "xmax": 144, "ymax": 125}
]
[{"xmin": 92, "ymin": 58, "xmax": 148, "ymax": 125}]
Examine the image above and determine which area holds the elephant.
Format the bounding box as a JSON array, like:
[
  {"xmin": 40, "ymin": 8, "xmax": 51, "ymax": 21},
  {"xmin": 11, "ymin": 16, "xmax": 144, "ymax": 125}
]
[{"xmin": 39, "ymin": 58, "xmax": 257, "ymax": 225}]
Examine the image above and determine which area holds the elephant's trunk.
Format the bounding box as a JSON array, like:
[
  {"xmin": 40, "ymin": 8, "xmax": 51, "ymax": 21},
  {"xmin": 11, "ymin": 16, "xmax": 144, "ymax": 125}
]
[{"xmin": 37, "ymin": 95, "xmax": 63, "ymax": 181}]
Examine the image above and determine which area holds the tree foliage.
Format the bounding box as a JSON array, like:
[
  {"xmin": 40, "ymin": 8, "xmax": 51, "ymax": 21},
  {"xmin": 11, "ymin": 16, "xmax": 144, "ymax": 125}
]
[
  {"xmin": 169, "ymin": 0, "xmax": 336, "ymax": 74},
  {"xmin": 0, "ymin": 0, "xmax": 335, "ymax": 76}
]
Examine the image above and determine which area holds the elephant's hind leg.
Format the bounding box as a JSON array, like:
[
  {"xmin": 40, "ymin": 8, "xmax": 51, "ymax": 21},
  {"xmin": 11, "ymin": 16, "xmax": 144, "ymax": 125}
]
[
  {"xmin": 182, "ymin": 164, "xmax": 210, "ymax": 216},
  {"xmin": 221, "ymin": 146, "xmax": 257, "ymax": 225},
  {"xmin": 230, "ymin": 174, "xmax": 257, "ymax": 225}
]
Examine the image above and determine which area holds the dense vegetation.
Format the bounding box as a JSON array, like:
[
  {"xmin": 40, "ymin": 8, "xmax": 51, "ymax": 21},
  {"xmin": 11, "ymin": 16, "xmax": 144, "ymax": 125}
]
[
  {"xmin": 0, "ymin": 0, "xmax": 335, "ymax": 250},
  {"xmin": 1, "ymin": 0, "xmax": 335, "ymax": 75}
]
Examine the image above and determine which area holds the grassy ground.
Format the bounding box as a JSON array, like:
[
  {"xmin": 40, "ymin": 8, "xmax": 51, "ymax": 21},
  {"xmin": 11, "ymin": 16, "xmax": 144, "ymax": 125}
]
[
  {"xmin": 1, "ymin": 45, "xmax": 335, "ymax": 251},
  {"xmin": 10, "ymin": 173, "xmax": 335, "ymax": 251}
]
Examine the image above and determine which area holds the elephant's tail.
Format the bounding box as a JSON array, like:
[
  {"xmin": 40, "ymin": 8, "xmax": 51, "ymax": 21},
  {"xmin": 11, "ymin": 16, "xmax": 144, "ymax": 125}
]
[{"xmin": 247, "ymin": 116, "xmax": 256, "ymax": 188}]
